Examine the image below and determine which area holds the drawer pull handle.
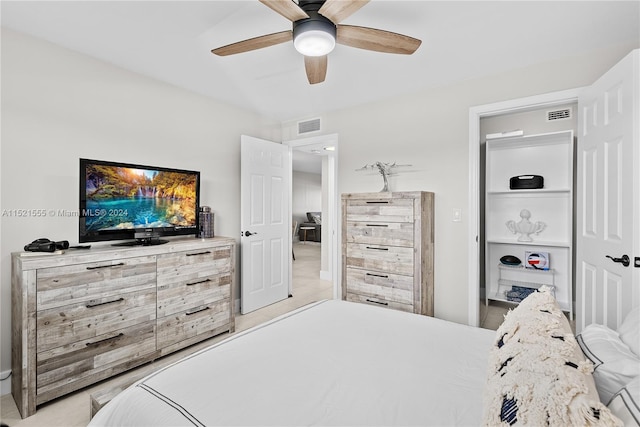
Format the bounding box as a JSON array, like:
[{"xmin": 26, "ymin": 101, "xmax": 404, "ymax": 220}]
[
  {"xmin": 86, "ymin": 297, "xmax": 124, "ymax": 308},
  {"xmin": 186, "ymin": 251, "xmax": 211, "ymax": 257},
  {"xmin": 86, "ymin": 333, "xmax": 124, "ymax": 347},
  {"xmin": 365, "ymin": 224, "xmax": 389, "ymax": 227},
  {"xmin": 86, "ymin": 262, "xmax": 125, "ymax": 270},
  {"xmin": 186, "ymin": 278, "xmax": 212, "ymax": 286},
  {"xmin": 365, "ymin": 298, "xmax": 389, "ymax": 306},
  {"xmin": 186, "ymin": 306, "xmax": 210, "ymax": 316},
  {"xmin": 366, "ymin": 201, "xmax": 389, "ymax": 204},
  {"xmin": 366, "ymin": 273, "xmax": 389, "ymax": 279},
  {"xmin": 366, "ymin": 246, "xmax": 389, "ymax": 251}
]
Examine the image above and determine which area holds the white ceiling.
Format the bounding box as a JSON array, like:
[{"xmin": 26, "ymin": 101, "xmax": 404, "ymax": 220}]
[{"xmin": 1, "ymin": 1, "xmax": 639, "ymax": 122}]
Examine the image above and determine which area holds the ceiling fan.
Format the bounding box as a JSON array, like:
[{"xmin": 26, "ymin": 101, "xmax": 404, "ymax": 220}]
[{"xmin": 211, "ymin": 0, "xmax": 422, "ymax": 84}]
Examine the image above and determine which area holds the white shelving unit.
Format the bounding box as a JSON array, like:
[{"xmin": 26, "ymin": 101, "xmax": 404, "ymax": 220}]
[{"xmin": 485, "ymin": 130, "xmax": 573, "ymax": 316}]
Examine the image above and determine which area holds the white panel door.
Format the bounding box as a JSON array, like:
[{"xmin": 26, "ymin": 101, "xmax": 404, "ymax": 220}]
[
  {"xmin": 576, "ymin": 49, "xmax": 639, "ymax": 332},
  {"xmin": 241, "ymin": 135, "xmax": 291, "ymax": 314}
]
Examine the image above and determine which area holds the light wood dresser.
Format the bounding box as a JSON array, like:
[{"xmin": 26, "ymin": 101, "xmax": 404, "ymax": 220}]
[
  {"xmin": 11, "ymin": 237, "xmax": 235, "ymax": 418},
  {"xmin": 342, "ymin": 191, "xmax": 434, "ymax": 316}
]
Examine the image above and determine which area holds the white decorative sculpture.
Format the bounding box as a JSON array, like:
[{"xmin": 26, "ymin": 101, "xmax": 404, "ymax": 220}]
[
  {"xmin": 356, "ymin": 161, "xmax": 411, "ymax": 192},
  {"xmin": 506, "ymin": 209, "xmax": 546, "ymax": 242}
]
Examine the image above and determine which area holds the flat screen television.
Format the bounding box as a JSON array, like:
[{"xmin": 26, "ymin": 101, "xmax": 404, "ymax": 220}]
[{"xmin": 79, "ymin": 158, "xmax": 200, "ymax": 245}]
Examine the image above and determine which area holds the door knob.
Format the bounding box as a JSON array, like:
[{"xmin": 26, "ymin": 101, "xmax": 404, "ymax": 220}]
[
  {"xmin": 244, "ymin": 231, "xmax": 257, "ymax": 237},
  {"xmin": 605, "ymin": 254, "xmax": 630, "ymax": 267}
]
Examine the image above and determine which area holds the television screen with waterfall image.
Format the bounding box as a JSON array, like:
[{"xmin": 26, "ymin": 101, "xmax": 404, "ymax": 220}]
[{"xmin": 79, "ymin": 158, "xmax": 200, "ymax": 244}]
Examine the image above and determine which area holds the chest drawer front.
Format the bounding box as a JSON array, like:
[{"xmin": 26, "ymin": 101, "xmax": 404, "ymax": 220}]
[
  {"xmin": 157, "ymin": 246, "xmax": 232, "ymax": 274},
  {"xmin": 157, "ymin": 299, "xmax": 231, "ymax": 350},
  {"xmin": 345, "ymin": 198, "xmax": 414, "ymax": 223},
  {"xmin": 36, "ymin": 321, "xmax": 156, "ymax": 400},
  {"xmin": 157, "ymin": 246, "xmax": 232, "ymax": 317},
  {"xmin": 157, "ymin": 274, "xmax": 231, "ymax": 317},
  {"xmin": 345, "ymin": 293, "xmax": 413, "ymax": 313},
  {"xmin": 346, "ymin": 243, "xmax": 414, "ymax": 276},
  {"xmin": 36, "ymin": 288, "xmax": 156, "ymax": 352},
  {"xmin": 345, "ymin": 221, "xmax": 414, "ymax": 247},
  {"xmin": 36, "ymin": 256, "xmax": 157, "ymax": 311},
  {"xmin": 345, "ymin": 268, "xmax": 413, "ymax": 305}
]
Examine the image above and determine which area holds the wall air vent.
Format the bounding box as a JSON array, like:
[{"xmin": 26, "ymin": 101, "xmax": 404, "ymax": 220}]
[
  {"xmin": 546, "ymin": 108, "xmax": 572, "ymax": 122},
  {"xmin": 297, "ymin": 117, "xmax": 321, "ymax": 135}
]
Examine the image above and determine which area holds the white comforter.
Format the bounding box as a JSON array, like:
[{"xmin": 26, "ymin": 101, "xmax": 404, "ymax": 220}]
[{"xmin": 90, "ymin": 299, "xmax": 495, "ymax": 426}]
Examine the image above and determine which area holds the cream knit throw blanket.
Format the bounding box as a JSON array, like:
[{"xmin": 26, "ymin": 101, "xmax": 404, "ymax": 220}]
[{"xmin": 482, "ymin": 287, "xmax": 622, "ymax": 426}]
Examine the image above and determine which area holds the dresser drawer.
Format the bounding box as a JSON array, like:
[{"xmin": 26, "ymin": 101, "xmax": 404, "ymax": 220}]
[
  {"xmin": 36, "ymin": 256, "xmax": 157, "ymax": 311},
  {"xmin": 36, "ymin": 320, "xmax": 156, "ymax": 402},
  {"xmin": 346, "ymin": 243, "xmax": 414, "ymax": 276},
  {"xmin": 345, "ymin": 198, "xmax": 414, "ymax": 223},
  {"xmin": 157, "ymin": 299, "xmax": 231, "ymax": 351},
  {"xmin": 37, "ymin": 288, "xmax": 156, "ymax": 351},
  {"xmin": 157, "ymin": 246, "xmax": 232, "ymax": 317},
  {"xmin": 345, "ymin": 293, "xmax": 413, "ymax": 313},
  {"xmin": 157, "ymin": 273, "xmax": 231, "ymax": 317},
  {"xmin": 345, "ymin": 221, "xmax": 414, "ymax": 247},
  {"xmin": 345, "ymin": 267, "xmax": 413, "ymax": 305}
]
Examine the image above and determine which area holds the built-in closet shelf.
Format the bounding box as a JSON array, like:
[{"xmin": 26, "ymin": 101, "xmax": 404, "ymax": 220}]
[
  {"xmin": 487, "ymin": 239, "xmax": 571, "ymax": 248},
  {"xmin": 486, "ymin": 291, "xmax": 571, "ymax": 313},
  {"xmin": 487, "ymin": 188, "xmax": 571, "ymax": 195},
  {"xmin": 497, "ymin": 264, "xmax": 555, "ymax": 275},
  {"xmin": 484, "ymin": 130, "xmax": 574, "ymax": 318}
]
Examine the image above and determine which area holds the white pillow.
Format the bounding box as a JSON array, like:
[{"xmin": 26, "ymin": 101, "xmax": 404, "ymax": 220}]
[
  {"xmin": 577, "ymin": 323, "xmax": 640, "ymax": 403},
  {"xmin": 607, "ymin": 376, "xmax": 640, "ymax": 426},
  {"xmin": 617, "ymin": 306, "xmax": 640, "ymax": 356}
]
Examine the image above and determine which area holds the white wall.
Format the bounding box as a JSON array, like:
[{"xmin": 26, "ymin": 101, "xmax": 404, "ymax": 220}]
[
  {"xmin": 292, "ymin": 170, "xmax": 322, "ymax": 237},
  {"xmin": 0, "ymin": 28, "xmax": 280, "ymax": 384},
  {"xmin": 283, "ymin": 42, "xmax": 638, "ymax": 325}
]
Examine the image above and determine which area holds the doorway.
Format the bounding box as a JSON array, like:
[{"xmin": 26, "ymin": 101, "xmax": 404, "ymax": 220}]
[
  {"xmin": 286, "ymin": 134, "xmax": 340, "ymax": 300},
  {"xmin": 467, "ymin": 88, "xmax": 583, "ymax": 327}
]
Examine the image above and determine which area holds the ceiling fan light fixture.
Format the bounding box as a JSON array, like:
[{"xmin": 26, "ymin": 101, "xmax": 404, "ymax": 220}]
[
  {"xmin": 293, "ymin": 16, "xmax": 337, "ymax": 57},
  {"xmin": 294, "ymin": 30, "xmax": 335, "ymax": 56}
]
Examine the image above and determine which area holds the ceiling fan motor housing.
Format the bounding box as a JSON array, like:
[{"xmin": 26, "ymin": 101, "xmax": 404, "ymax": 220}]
[{"xmin": 293, "ymin": 1, "xmax": 337, "ymax": 42}]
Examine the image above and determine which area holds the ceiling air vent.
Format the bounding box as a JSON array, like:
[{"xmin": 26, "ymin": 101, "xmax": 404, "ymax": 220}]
[
  {"xmin": 546, "ymin": 108, "xmax": 572, "ymax": 122},
  {"xmin": 297, "ymin": 118, "xmax": 321, "ymax": 135}
]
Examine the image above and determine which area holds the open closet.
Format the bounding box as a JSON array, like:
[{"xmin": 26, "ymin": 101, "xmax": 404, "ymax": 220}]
[{"xmin": 479, "ymin": 103, "xmax": 577, "ymax": 321}]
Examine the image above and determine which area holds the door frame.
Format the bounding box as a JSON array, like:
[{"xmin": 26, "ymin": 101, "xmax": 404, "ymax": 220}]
[
  {"xmin": 467, "ymin": 88, "xmax": 584, "ymax": 327},
  {"xmin": 285, "ymin": 133, "xmax": 340, "ymax": 298}
]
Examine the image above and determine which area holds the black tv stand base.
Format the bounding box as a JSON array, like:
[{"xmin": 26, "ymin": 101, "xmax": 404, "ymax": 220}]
[{"xmin": 112, "ymin": 238, "xmax": 169, "ymax": 247}]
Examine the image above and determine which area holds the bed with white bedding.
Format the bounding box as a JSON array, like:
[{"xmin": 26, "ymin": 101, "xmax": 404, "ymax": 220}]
[
  {"xmin": 90, "ymin": 293, "xmax": 637, "ymax": 426},
  {"xmin": 90, "ymin": 299, "xmax": 495, "ymax": 426}
]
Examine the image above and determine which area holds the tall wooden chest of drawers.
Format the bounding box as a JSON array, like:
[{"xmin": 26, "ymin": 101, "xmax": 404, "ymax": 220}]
[
  {"xmin": 11, "ymin": 237, "xmax": 235, "ymax": 418},
  {"xmin": 342, "ymin": 192, "xmax": 434, "ymax": 316}
]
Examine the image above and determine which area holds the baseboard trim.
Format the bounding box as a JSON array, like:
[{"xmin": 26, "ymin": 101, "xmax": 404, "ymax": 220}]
[
  {"xmin": 1, "ymin": 370, "xmax": 11, "ymax": 396},
  {"xmin": 320, "ymin": 270, "xmax": 331, "ymax": 281}
]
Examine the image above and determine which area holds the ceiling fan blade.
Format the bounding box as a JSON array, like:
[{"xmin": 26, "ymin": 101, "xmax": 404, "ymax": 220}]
[
  {"xmin": 259, "ymin": 0, "xmax": 309, "ymax": 22},
  {"xmin": 211, "ymin": 31, "xmax": 292, "ymax": 56},
  {"xmin": 319, "ymin": 0, "xmax": 370, "ymax": 24},
  {"xmin": 304, "ymin": 55, "xmax": 328, "ymax": 84},
  {"xmin": 337, "ymin": 25, "xmax": 421, "ymax": 54}
]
